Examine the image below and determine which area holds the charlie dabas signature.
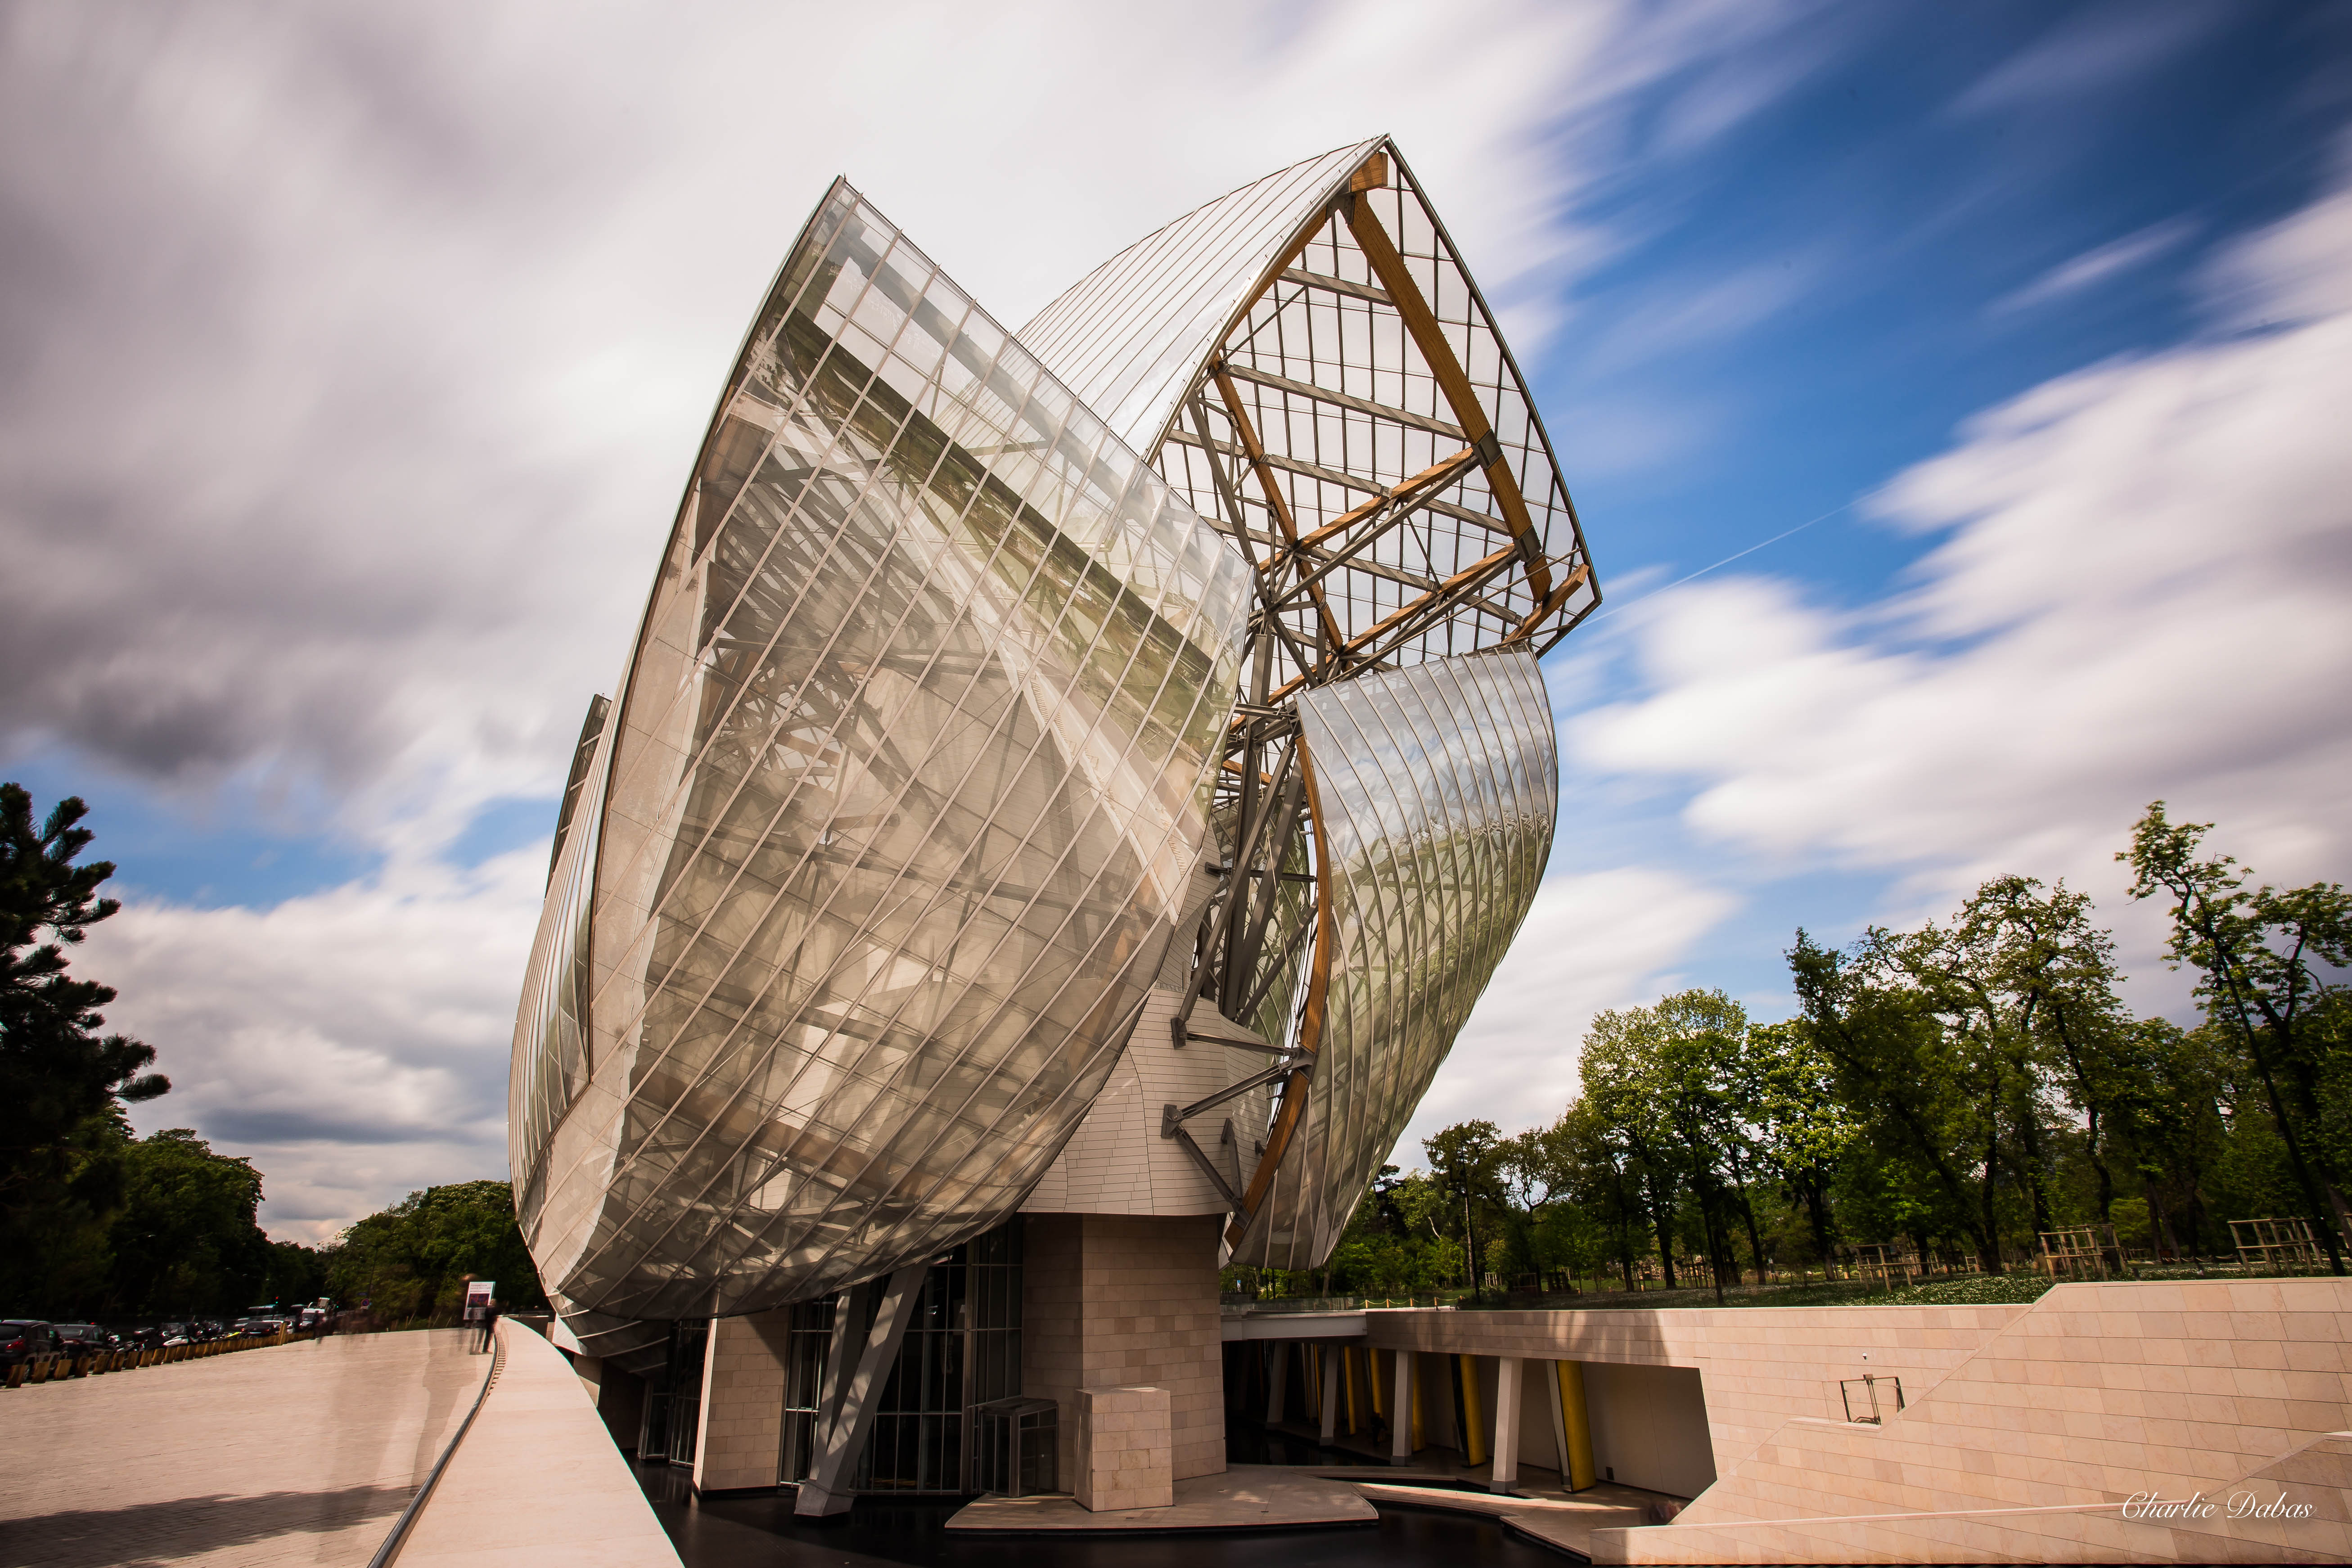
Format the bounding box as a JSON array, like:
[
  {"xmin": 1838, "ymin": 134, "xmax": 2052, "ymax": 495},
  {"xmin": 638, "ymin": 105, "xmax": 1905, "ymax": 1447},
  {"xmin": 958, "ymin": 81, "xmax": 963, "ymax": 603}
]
[{"xmin": 2122, "ymin": 1491, "xmax": 2316, "ymax": 1522}]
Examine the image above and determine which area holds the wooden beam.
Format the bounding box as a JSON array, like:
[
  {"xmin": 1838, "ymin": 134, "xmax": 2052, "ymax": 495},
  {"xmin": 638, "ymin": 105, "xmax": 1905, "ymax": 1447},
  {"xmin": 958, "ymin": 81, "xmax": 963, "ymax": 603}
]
[
  {"xmin": 1274, "ymin": 449, "xmax": 1488, "ymax": 610},
  {"xmin": 1186, "ymin": 397, "xmax": 1321, "ymax": 691},
  {"xmin": 1506, "ymin": 561, "xmax": 1591, "ymax": 642},
  {"xmin": 1166, "ymin": 427, "xmax": 1517, "ymax": 538},
  {"xmin": 1280, "ymin": 267, "xmax": 1391, "ymax": 306},
  {"xmin": 1227, "ymin": 741, "xmax": 1337, "ymax": 1248},
  {"xmin": 1342, "ymin": 197, "xmax": 1553, "ymax": 600},
  {"xmin": 1293, "ymin": 446, "xmax": 1480, "ymax": 552},
  {"xmin": 1211, "ymin": 367, "xmax": 1347, "ymax": 655},
  {"xmin": 1216, "ymin": 360, "xmax": 1465, "ymax": 441},
  {"xmin": 1261, "ymin": 544, "xmax": 1521, "ymax": 706}
]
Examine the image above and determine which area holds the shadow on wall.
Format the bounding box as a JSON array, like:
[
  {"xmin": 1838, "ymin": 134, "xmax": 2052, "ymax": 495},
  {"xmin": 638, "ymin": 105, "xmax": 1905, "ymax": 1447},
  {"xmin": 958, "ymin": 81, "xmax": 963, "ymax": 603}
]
[{"xmin": 1586, "ymin": 1364, "xmax": 1716, "ymax": 1499}]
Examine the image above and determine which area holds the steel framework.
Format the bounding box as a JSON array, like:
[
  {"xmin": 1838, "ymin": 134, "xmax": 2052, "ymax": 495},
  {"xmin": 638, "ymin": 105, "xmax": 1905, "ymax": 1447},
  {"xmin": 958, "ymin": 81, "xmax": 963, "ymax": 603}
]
[{"xmin": 1023, "ymin": 138, "xmax": 1589, "ymax": 1265}]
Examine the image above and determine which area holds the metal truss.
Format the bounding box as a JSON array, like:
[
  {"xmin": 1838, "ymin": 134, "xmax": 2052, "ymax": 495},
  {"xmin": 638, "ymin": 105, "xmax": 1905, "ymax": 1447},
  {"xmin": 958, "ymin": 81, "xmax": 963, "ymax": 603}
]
[{"xmin": 1148, "ymin": 143, "xmax": 1594, "ymax": 1252}]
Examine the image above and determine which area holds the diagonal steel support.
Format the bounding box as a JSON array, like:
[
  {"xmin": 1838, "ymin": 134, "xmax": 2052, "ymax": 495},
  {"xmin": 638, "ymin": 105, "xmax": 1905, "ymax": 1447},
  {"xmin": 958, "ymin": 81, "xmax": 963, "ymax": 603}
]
[
  {"xmin": 1166, "ymin": 1054, "xmax": 1311, "ymax": 1126},
  {"xmin": 794, "ymin": 1262, "xmax": 926, "ymax": 1517},
  {"xmin": 1162, "ymin": 1115, "xmax": 1247, "ymax": 1210}
]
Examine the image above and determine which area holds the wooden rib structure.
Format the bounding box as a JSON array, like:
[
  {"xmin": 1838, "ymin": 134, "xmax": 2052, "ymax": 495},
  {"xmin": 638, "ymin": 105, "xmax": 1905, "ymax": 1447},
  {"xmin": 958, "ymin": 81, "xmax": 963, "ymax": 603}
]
[{"xmin": 1020, "ymin": 138, "xmax": 1590, "ymax": 1264}]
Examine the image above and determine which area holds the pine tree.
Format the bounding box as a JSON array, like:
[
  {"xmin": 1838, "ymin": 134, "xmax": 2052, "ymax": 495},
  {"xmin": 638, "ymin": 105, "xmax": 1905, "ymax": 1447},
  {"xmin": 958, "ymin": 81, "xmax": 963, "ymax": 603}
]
[{"xmin": 0, "ymin": 783, "xmax": 170, "ymax": 1306}]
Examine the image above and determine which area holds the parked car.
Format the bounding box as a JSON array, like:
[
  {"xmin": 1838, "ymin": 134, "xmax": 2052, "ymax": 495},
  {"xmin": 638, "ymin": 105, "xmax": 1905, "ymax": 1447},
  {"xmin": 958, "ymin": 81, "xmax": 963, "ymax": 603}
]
[
  {"xmin": 53, "ymin": 1324, "xmax": 111, "ymax": 1356},
  {"xmin": 1, "ymin": 1320, "xmax": 59, "ymax": 1369}
]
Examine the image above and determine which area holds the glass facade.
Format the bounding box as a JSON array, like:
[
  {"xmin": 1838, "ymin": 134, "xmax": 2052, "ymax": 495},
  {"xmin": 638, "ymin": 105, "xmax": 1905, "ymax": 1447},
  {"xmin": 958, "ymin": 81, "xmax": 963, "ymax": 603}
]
[
  {"xmin": 1022, "ymin": 140, "xmax": 1586, "ymax": 1264},
  {"xmin": 510, "ymin": 139, "xmax": 1591, "ymax": 1338},
  {"xmin": 1229, "ymin": 648, "xmax": 1557, "ymax": 1269},
  {"xmin": 852, "ymin": 1220, "xmax": 1021, "ymax": 1492},
  {"xmin": 770, "ymin": 1222, "xmax": 1022, "ymax": 1495},
  {"xmin": 1019, "ymin": 137, "xmax": 1600, "ymax": 671},
  {"xmin": 509, "ymin": 181, "xmax": 1251, "ymax": 1321},
  {"xmin": 1018, "ymin": 139, "xmax": 1384, "ymax": 456}
]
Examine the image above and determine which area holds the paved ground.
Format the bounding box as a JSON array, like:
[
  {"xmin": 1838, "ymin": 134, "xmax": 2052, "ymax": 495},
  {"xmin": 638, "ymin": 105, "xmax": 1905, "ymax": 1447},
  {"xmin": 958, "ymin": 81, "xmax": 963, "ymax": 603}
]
[
  {"xmin": 0, "ymin": 1329, "xmax": 482, "ymax": 1568},
  {"xmin": 400, "ymin": 1321, "xmax": 679, "ymax": 1567},
  {"xmin": 947, "ymin": 1465, "xmax": 1375, "ymax": 1532}
]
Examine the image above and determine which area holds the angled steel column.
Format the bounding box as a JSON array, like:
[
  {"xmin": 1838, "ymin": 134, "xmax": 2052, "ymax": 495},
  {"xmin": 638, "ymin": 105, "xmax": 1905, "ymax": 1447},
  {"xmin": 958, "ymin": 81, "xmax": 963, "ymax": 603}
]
[{"xmin": 794, "ymin": 1264, "xmax": 926, "ymax": 1518}]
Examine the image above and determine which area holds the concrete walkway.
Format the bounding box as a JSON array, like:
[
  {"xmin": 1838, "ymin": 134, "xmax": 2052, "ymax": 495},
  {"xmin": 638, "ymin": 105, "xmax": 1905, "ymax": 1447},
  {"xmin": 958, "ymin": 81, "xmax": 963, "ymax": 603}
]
[
  {"xmin": 1354, "ymin": 1478, "xmax": 1660, "ymax": 1556},
  {"xmin": 398, "ymin": 1320, "xmax": 678, "ymax": 1567},
  {"xmin": 0, "ymin": 1329, "xmax": 480, "ymax": 1568},
  {"xmin": 946, "ymin": 1464, "xmax": 1375, "ymax": 1532}
]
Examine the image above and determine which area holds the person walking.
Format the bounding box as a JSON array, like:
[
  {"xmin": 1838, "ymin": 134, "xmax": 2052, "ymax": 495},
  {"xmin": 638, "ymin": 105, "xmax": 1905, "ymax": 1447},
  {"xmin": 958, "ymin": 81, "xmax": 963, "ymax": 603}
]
[{"xmin": 477, "ymin": 1298, "xmax": 499, "ymax": 1354}]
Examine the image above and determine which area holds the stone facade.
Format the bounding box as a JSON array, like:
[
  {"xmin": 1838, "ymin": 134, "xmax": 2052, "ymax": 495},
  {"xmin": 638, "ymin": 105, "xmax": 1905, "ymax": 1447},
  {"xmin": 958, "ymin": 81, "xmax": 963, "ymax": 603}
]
[
  {"xmin": 1072, "ymin": 1384, "xmax": 1175, "ymax": 1511},
  {"xmin": 1023, "ymin": 1212, "xmax": 1225, "ymax": 1482},
  {"xmin": 1020, "ymin": 984, "xmax": 1273, "ymax": 1220},
  {"xmin": 691, "ymin": 1310, "xmax": 793, "ymax": 1494},
  {"xmin": 1361, "ymin": 1279, "xmax": 2352, "ymax": 1563}
]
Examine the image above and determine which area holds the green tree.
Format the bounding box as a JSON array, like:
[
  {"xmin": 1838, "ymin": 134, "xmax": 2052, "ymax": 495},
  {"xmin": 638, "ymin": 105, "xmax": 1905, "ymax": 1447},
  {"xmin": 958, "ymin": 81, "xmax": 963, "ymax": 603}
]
[
  {"xmin": 327, "ymin": 1181, "xmax": 546, "ymax": 1320},
  {"xmin": 1551, "ymin": 1098, "xmax": 1646, "ymax": 1288},
  {"xmin": 1422, "ymin": 1120, "xmax": 1504, "ymax": 1293},
  {"xmin": 0, "ymin": 784, "xmax": 170, "ymax": 1308},
  {"xmin": 101, "ymin": 1128, "xmax": 279, "ymax": 1317},
  {"xmin": 2122, "ymin": 802, "xmax": 2352, "ymax": 1271},
  {"xmin": 1581, "ymin": 991, "xmax": 1769, "ymax": 1297},
  {"xmin": 1790, "ymin": 930, "xmax": 2005, "ymax": 1269},
  {"xmin": 1746, "ymin": 1020, "xmax": 1851, "ymax": 1267},
  {"xmin": 1579, "ymin": 1008, "xmax": 1687, "ymax": 1287}
]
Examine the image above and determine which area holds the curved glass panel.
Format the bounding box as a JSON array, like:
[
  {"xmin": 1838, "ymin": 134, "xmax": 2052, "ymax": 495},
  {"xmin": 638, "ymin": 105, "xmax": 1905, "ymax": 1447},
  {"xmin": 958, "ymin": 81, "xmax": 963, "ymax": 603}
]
[
  {"xmin": 1228, "ymin": 646, "xmax": 1556, "ymax": 1269},
  {"xmin": 510, "ymin": 695, "xmax": 613, "ymax": 1224},
  {"xmin": 1021, "ymin": 138, "xmax": 1598, "ymax": 671},
  {"xmin": 512, "ymin": 180, "xmax": 1249, "ymax": 1319},
  {"xmin": 1018, "ymin": 139, "xmax": 1381, "ymax": 456}
]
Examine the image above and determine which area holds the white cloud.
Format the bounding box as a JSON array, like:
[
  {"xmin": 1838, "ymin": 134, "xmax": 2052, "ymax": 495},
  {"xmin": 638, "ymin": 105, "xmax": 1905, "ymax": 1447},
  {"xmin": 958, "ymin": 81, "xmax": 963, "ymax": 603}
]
[
  {"xmin": 1950, "ymin": 2, "xmax": 2229, "ymax": 118},
  {"xmin": 0, "ymin": 0, "xmax": 1811, "ymax": 839},
  {"xmin": 87, "ymin": 847, "xmax": 545, "ymax": 1242},
  {"xmin": 1395, "ymin": 866, "xmax": 1738, "ymax": 1158},
  {"xmin": 1989, "ymin": 217, "xmax": 2196, "ymax": 315},
  {"xmin": 1569, "ymin": 155, "xmax": 2352, "ymax": 995},
  {"xmin": 4, "ymin": 0, "xmax": 1842, "ymax": 1235}
]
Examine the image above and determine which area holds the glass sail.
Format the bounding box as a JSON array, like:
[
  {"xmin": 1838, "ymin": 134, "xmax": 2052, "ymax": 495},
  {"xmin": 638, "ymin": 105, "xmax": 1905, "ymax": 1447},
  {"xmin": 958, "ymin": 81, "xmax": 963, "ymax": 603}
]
[
  {"xmin": 510, "ymin": 180, "xmax": 1249, "ymax": 1319},
  {"xmin": 1228, "ymin": 646, "xmax": 1556, "ymax": 1269}
]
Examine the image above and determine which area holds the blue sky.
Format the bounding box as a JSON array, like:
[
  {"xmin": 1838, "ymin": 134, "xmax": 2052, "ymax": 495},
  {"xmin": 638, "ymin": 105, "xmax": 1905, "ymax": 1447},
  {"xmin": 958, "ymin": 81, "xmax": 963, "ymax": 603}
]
[{"xmin": 4, "ymin": 0, "xmax": 2348, "ymax": 1237}]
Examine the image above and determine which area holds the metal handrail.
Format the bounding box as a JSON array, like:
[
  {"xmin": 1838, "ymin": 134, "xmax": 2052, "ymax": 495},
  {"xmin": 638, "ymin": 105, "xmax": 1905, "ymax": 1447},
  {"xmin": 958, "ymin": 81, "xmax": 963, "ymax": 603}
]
[{"xmin": 366, "ymin": 1325, "xmax": 506, "ymax": 1568}]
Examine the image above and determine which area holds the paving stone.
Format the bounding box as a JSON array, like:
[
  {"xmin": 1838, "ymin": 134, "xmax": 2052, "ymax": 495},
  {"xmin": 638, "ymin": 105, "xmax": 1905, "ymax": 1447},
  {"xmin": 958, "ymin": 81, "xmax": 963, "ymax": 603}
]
[{"xmin": 0, "ymin": 1329, "xmax": 479, "ymax": 1568}]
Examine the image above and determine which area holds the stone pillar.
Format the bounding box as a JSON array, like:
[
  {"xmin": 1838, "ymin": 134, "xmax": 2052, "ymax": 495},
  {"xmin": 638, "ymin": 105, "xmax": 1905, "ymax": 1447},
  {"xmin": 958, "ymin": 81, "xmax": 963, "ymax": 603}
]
[
  {"xmin": 691, "ymin": 1311, "xmax": 793, "ymax": 1494},
  {"xmin": 1074, "ymin": 1384, "xmax": 1173, "ymax": 1511},
  {"xmin": 1022, "ymin": 1213, "xmax": 1225, "ymax": 1482},
  {"xmin": 1490, "ymin": 1355, "xmax": 1522, "ymax": 1493},
  {"xmin": 1320, "ymin": 1343, "xmax": 1341, "ymax": 1443},
  {"xmin": 1391, "ymin": 1349, "xmax": 1414, "ymax": 1464}
]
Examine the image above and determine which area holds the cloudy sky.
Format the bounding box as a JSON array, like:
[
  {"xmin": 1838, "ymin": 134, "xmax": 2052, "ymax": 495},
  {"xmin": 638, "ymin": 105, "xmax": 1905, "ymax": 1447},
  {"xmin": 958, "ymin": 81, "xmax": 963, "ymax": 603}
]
[{"xmin": 4, "ymin": 1, "xmax": 2347, "ymax": 1242}]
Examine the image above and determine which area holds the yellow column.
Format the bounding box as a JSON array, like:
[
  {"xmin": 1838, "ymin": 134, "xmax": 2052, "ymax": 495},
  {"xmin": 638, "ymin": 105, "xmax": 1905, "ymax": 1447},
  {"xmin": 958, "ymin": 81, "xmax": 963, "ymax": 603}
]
[
  {"xmin": 1342, "ymin": 1347, "xmax": 1360, "ymax": 1434},
  {"xmin": 1410, "ymin": 1356, "xmax": 1425, "ymax": 1451},
  {"xmin": 1369, "ymin": 1349, "xmax": 1386, "ymax": 1419},
  {"xmin": 1458, "ymin": 1354, "xmax": 1487, "ymax": 1467},
  {"xmin": 1556, "ymin": 1360, "xmax": 1596, "ymax": 1490}
]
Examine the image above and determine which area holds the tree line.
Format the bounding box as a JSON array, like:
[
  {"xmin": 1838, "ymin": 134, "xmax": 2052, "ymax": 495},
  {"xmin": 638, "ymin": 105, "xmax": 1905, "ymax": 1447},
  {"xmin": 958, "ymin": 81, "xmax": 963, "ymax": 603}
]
[
  {"xmin": 1, "ymin": 782, "xmax": 542, "ymax": 1320},
  {"xmin": 1252, "ymin": 803, "xmax": 2351, "ymax": 1299}
]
